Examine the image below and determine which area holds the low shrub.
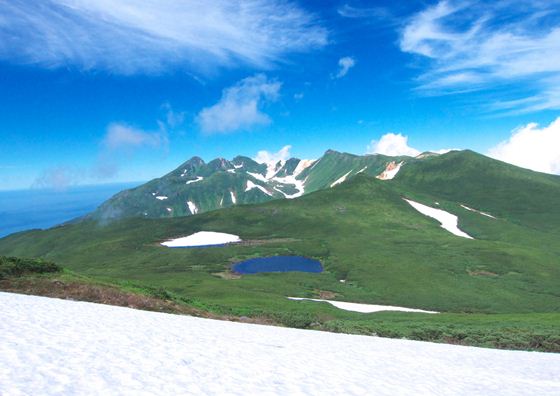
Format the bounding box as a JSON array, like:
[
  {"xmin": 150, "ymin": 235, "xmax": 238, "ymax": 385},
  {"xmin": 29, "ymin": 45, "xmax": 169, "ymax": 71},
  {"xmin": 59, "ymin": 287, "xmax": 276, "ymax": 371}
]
[{"xmin": 0, "ymin": 256, "xmax": 61, "ymax": 279}]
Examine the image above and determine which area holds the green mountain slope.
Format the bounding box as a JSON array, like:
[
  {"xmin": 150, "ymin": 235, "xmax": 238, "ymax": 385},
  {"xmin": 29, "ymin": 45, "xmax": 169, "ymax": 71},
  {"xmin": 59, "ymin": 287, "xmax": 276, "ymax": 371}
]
[
  {"xmin": 87, "ymin": 150, "xmax": 412, "ymax": 222},
  {"xmin": 394, "ymin": 150, "xmax": 560, "ymax": 232}
]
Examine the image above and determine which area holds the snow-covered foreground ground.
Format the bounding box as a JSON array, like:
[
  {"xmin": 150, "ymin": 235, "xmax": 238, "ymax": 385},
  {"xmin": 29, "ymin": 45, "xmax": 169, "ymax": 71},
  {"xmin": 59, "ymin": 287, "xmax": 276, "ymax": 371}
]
[{"xmin": 1, "ymin": 293, "xmax": 559, "ymax": 396}]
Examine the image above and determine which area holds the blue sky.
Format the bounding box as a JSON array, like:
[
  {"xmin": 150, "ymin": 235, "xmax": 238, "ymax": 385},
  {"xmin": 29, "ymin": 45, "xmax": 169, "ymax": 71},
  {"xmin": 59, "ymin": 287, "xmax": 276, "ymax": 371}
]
[{"xmin": 1, "ymin": 0, "xmax": 560, "ymax": 190}]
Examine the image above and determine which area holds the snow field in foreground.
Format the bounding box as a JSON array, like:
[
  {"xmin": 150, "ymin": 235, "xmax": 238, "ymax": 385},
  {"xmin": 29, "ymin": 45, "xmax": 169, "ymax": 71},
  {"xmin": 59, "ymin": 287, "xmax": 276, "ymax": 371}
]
[
  {"xmin": 404, "ymin": 198, "xmax": 474, "ymax": 239},
  {"xmin": 1, "ymin": 292, "xmax": 559, "ymax": 396},
  {"xmin": 161, "ymin": 231, "xmax": 240, "ymax": 247},
  {"xmin": 288, "ymin": 297, "xmax": 438, "ymax": 313}
]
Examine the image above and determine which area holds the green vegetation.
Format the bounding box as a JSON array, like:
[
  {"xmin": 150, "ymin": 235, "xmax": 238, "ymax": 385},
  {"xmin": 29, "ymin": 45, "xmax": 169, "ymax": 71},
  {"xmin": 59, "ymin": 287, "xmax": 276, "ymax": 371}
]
[
  {"xmin": 0, "ymin": 256, "xmax": 61, "ymax": 279},
  {"xmin": 1, "ymin": 150, "xmax": 559, "ymax": 351}
]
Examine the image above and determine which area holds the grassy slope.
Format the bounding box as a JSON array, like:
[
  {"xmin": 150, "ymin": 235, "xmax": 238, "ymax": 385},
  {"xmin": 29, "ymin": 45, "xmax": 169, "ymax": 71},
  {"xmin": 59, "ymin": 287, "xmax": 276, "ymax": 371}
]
[{"xmin": 1, "ymin": 170, "xmax": 559, "ymax": 314}]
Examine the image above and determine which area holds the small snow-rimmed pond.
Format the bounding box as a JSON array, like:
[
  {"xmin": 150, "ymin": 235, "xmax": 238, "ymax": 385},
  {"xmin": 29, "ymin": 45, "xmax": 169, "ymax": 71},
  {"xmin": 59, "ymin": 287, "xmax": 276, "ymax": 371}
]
[
  {"xmin": 161, "ymin": 231, "xmax": 241, "ymax": 248},
  {"xmin": 233, "ymin": 256, "xmax": 323, "ymax": 274}
]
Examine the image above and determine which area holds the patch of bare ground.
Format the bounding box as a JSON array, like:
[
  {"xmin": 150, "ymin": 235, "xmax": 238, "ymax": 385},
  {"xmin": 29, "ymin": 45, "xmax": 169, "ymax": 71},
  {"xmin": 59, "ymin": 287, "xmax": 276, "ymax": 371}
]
[
  {"xmin": 315, "ymin": 290, "xmax": 339, "ymax": 299},
  {"xmin": 467, "ymin": 270, "xmax": 498, "ymax": 277},
  {"xmin": 238, "ymin": 238, "xmax": 299, "ymax": 246},
  {"xmin": 0, "ymin": 277, "xmax": 276, "ymax": 326},
  {"xmin": 212, "ymin": 271, "xmax": 241, "ymax": 280}
]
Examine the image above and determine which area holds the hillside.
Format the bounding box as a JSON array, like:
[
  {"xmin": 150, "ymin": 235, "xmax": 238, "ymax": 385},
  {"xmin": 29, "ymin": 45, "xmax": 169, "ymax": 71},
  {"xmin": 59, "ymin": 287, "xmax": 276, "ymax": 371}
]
[{"xmin": 2, "ymin": 151, "xmax": 559, "ymax": 313}]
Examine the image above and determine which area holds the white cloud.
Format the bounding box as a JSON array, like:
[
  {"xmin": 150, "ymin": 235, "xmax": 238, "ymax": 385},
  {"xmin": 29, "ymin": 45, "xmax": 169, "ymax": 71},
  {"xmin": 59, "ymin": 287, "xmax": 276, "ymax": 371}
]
[
  {"xmin": 254, "ymin": 145, "xmax": 292, "ymax": 165},
  {"xmin": 0, "ymin": 0, "xmax": 327, "ymax": 74},
  {"xmin": 488, "ymin": 117, "xmax": 560, "ymax": 174},
  {"xmin": 367, "ymin": 133, "xmax": 421, "ymax": 157},
  {"xmin": 333, "ymin": 57, "xmax": 356, "ymax": 79},
  {"xmin": 196, "ymin": 74, "xmax": 281, "ymax": 134},
  {"xmin": 399, "ymin": 0, "xmax": 560, "ymax": 113},
  {"xmin": 102, "ymin": 123, "xmax": 167, "ymax": 151}
]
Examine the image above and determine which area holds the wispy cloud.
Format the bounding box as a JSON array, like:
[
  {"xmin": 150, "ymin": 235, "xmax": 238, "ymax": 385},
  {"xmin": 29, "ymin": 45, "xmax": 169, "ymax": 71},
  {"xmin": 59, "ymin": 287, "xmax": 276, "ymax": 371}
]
[
  {"xmin": 332, "ymin": 56, "xmax": 356, "ymax": 79},
  {"xmin": 196, "ymin": 74, "xmax": 281, "ymax": 134},
  {"xmin": 102, "ymin": 123, "xmax": 167, "ymax": 151},
  {"xmin": 0, "ymin": 0, "xmax": 327, "ymax": 74},
  {"xmin": 399, "ymin": 0, "xmax": 560, "ymax": 113},
  {"xmin": 32, "ymin": 166, "xmax": 82, "ymax": 190},
  {"xmin": 33, "ymin": 103, "xmax": 181, "ymax": 188},
  {"xmin": 488, "ymin": 117, "xmax": 560, "ymax": 174},
  {"xmin": 337, "ymin": 4, "xmax": 392, "ymax": 20}
]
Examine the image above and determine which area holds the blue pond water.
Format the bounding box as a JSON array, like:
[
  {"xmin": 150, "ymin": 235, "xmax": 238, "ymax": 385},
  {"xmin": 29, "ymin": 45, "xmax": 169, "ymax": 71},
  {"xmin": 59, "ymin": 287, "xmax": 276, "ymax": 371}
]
[{"xmin": 233, "ymin": 256, "xmax": 323, "ymax": 274}]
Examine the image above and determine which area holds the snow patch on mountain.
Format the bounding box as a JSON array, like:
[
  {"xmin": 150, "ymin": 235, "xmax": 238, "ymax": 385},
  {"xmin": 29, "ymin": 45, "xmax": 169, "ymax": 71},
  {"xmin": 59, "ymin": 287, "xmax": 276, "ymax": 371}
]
[
  {"xmin": 230, "ymin": 191, "xmax": 237, "ymax": 204},
  {"xmin": 155, "ymin": 196, "xmax": 168, "ymax": 200},
  {"xmin": 187, "ymin": 201, "xmax": 198, "ymax": 215},
  {"xmin": 161, "ymin": 231, "xmax": 240, "ymax": 247},
  {"xmin": 330, "ymin": 171, "xmax": 352, "ymax": 187},
  {"xmin": 461, "ymin": 205, "xmax": 496, "ymax": 219},
  {"xmin": 245, "ymin": 180, "xmax": 272, "ymax": 196},
  {"xmin": 404, "ymin": 199, "xmax": 474, "ymax": 239},
  {"xmin": 186, "ymin": 176, "xmax": 204, "ymax": 185},
  {"xmin": 293, "ymin": 159, "xmax": 316, "ymax": 177},
  {"xmin": 288, "ymin": 298, "xmax": 438, "ymax": 314},
  {"xmin": 272, "ymin": 176, "xmax": 305, "ymax": 199},
  {"xmin": 357, "ymin": 166, "xmax": 368, "ymax": 174},
  {"xmin": 247, "ymin": 172, "xmax": 268, "ymax": 183},
  {"xmin": 377, "ymin": 161, "xmax": 403, "ymax": 180},
  {"xmin": 2, "ymin": 292, "xmax": 559, "ymax": 395}
]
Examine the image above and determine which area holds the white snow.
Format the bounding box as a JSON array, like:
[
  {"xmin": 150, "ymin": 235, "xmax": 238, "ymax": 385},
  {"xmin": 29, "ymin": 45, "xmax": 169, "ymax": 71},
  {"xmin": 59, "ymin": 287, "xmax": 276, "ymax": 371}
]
[
  {"xmin": 357, "ymin": 166, "xmax": 368, "ymax": 174},
  {"xmin": 292, "ymin": 159, "xmax": 315, "ymax": 177},
  {"xmin": 219, "ymin": 196, "xmax": 224, "ymax": 207},
  {"xmin": 187, "ymin": 201, "xmax": 198, "ymax": 215},
  {"xmin": 247, "ymin": 171, "xmax": 268, "ymax": 183},
  {"xmin": 230, "ymin": 191, "xmax": 237, "ymax": 204},
  {"xmin": 233, "ymin": 163, "xmax": 243, "ymax": 169},
  {"xmin": 245, "ymin": 180, "xmax": 272, "ymax": 196},
  {"xmin": 161, "ymin": 231, "xmax": 240, "ymax": 247},
  {"xmin": 376, "ymin": 161, "xmax": 403, "ymax": 180},
  {"xmin": 404, "ymin": 199, "xmax": 474, "ymax": 239},
  {"xmin": 1, "ymin": 292, "xmax": 559, "ymax": 396},
  {"xmin": 266, "ymin": 160, "xmax": 284, "ymax": 179},
  {"xmin": 272, "ymin": 175, "xmax": 305, "ymax": 199},
  {"xmin": 155, "ymin": 195, "xmax": 168, "ymax": 200},
  {"xmin": 227, "ymin": 169, "xmax": 236, "ymax": 173},
  {"xmin": 246, "ymin": 159, "xmax": 313, "ymax": 200},
  {"xmin": 186, "ymin": 176, "xmax": 204, "ymax": 185},
  {"xmin": 288, "ymin": 298, "xmax": 438, "ymax": 314},
  {"xmin": 166, "ymin": 207, "xmax": 173, "ymax": 213},
  {"xmin": 461, "ymin": 204, "xmax": 496, "ymax": 219},
  {"xmin": 330, "ymin": 170, "xmax": 352, "ymax": 187}
]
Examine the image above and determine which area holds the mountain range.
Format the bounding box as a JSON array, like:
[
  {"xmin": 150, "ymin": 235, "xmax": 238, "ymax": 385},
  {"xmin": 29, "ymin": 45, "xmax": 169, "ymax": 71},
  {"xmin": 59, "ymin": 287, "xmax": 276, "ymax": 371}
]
[{"xmin": 88, "ymin": 149, "xmax": 414, "ymax": 221}]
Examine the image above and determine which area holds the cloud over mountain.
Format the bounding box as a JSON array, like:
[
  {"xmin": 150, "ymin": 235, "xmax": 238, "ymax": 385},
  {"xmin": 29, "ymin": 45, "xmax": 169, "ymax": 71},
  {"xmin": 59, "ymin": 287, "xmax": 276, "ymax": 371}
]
[
  {"xmin": 488, "ymin": 117, "xmax": 560, "ymax": 175},
  {"xmin": 367, "ymin": 133, "xmax": 421, "ymax": 157},
  {"xmin": 197, "ymin": 74, "xmax": 281, "ymax": 134}
]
